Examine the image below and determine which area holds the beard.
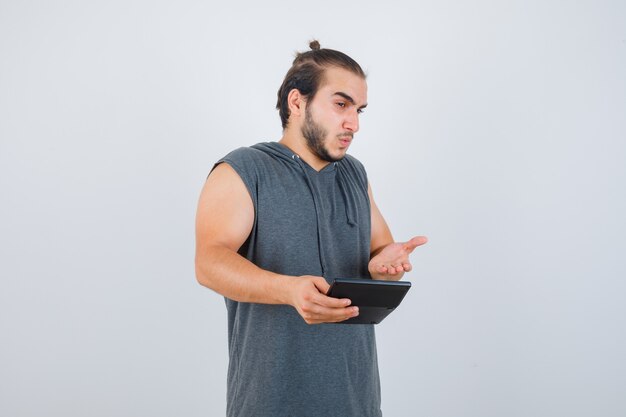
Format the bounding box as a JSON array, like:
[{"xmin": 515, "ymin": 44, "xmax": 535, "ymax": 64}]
[{"xmin": 301, "ymin": 106, "xmax": 344, "ymax": 163}]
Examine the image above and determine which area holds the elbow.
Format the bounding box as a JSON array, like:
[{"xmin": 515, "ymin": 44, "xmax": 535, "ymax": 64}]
[{"xmin": 195, "ymin": 257, "xmax": 213, "ymax": 289}]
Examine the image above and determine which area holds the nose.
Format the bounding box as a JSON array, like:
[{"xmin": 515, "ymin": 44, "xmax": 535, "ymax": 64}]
[{"xmin": 343, "ymin": 109, "xmax": 359, "ymax": 133}]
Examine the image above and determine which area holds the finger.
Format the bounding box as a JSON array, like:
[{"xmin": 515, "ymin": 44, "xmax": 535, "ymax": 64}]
[
  {"xmin": 332, "ymin": 306, "xmax": 360, "ymax": 323},
  {"xmin": 307, "ymin": 304, "xmax": 359, "ymax": 323},
  {"xmin": 329, "ymin": 306, "xmax": 359, "ymax": 322},
  {"xmin": 402, "ymin": 236, "xmax": 428, "ymax": 253},
  {"xmin": 313, "ymin": 291, "xmax": 352, "ymax": 308}
]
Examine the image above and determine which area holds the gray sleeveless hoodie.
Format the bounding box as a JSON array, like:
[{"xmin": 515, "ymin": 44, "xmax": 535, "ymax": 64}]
[{"xmin": 215, "ymin": 142, "xmax": 382, "ymax": 417}]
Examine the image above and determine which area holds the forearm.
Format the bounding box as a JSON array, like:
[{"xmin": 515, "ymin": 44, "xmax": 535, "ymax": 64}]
[{"xmin": 195, "ymin": 244, "xmax": 294, "ymax": 305}]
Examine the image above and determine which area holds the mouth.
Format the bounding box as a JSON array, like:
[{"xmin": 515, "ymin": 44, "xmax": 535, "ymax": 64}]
[{"xmin": 338, "ymin": 135, "xmax": 353, "ymax": 148}]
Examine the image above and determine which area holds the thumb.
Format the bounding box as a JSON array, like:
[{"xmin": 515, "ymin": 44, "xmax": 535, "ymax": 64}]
[
  {"xmin": 403, "ymin": 236, "xmax": 428, "ymax": 252},
  {"xmin": 311, "ymin": 276, "xmax": 331, "ymax": 293}
]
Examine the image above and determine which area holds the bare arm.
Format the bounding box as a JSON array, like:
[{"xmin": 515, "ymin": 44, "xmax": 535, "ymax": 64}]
[
  {"xmin": 369, "ymin": 182, "xmax": 394, "ymax": 257},
  {"xmin": 368, "ymin": 182, "xmax": 428, "ymax": 280},
  {"xmin": 194, "ymin": 162, "xmax": 358, "ymax": 323}
]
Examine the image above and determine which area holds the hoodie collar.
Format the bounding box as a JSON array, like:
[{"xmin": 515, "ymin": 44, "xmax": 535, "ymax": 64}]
[{"xmin": 250, "ymin": 141, "xmax": 357, "ymax": 227}]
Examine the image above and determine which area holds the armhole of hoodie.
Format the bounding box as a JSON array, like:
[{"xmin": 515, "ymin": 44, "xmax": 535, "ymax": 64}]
[{"xmin": 210, "ymin": 149, "xmax": 259, "ymax": 214}]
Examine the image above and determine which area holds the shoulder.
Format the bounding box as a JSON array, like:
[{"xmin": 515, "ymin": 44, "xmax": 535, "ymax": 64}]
[
  {"xmin": 215, "ymin": 145, "xmax": 274, "ymax": 179},
  {"xmin": 220, "ymin": 146, "xmax": 267, "ymax": 167},
  {"xmin": 210, "ymin": 145, "xmax": 273, "ymax": 203}
]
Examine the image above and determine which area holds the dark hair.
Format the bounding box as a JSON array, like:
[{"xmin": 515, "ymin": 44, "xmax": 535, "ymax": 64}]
[{"xmin": 276, "ymin": 40, "xmax": 366, "ymax": 129}]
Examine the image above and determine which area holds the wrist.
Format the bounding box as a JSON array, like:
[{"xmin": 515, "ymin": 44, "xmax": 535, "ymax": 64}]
[
  {"xmin": 368, "ymin": 261, "xmax": 379, "ymax": 278},
  {"xmin": 272, "ymin": 274, "xmax": 297, "ymax": 305}
]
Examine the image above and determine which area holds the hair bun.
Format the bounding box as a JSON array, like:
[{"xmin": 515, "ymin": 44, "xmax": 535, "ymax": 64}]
[{"xmin": 309, "ymin": 40, "xmax": 321, "ymax": 51}]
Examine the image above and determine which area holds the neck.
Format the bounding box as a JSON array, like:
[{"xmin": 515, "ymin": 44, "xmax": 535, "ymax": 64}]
[{"xmin": 279, "ymin": 129, "xmax": 330, "ymax": 172}]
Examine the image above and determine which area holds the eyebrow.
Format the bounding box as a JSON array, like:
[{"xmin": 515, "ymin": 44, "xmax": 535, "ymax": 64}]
[{"xmin": 333, "ymin": 91, "xmax": 368, "ymax": 110}]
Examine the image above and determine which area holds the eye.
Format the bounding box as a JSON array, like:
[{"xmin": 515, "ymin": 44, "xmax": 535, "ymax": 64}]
[
  {"xmin": 336, "ymin": 102, "xmax": 346, "ymax": 108},
  {"xmin": 357, "ymin": 108, "xmax": 365, "ymax": 115}
]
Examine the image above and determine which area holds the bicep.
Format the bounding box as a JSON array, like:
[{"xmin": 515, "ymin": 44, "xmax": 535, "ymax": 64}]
[
  {"xmin": 195, "ymin": 162, "xmax": 254, "ymax": 253},
  {"xmin": 368, "ymin": 182, "xmax": 393, "ymax": 256}
]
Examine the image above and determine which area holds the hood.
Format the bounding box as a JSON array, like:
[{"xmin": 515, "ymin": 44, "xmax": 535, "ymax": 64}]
[
  {"xmin": 250, "ymin": 141, "xmax": 357, "ymax": 226},
  {"xmin": 250, "ymin": 141, "xmax": 298, "ymax": 163}
]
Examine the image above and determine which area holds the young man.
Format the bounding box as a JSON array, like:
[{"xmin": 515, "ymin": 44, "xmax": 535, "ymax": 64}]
[{"xmin": 195, "ymin": 40, "xmax": 427, "ymax": 417}]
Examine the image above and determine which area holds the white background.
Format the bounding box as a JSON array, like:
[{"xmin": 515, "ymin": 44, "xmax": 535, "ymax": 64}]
[{"xmin": 1, "ymin": 1, "xmax": 625, "ymax": 416}]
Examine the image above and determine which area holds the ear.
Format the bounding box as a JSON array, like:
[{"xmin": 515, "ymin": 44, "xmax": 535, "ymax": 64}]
[{"xmin": 287, "ymin": 88, "xmax": 306, "ymax": 120}]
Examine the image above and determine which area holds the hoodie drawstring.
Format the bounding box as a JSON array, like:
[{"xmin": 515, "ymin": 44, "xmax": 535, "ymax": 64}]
[
  {"xmin": 335, "ymin": 162, "xmax": 358, "ymax": 227},
  {"xmin": 292, "ymin": 154, "xmax": 328, "ymax": 275}
]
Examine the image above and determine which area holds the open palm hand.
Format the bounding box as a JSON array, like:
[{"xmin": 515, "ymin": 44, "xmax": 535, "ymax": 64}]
[{"xmin": 368, "ymin": 236, "xmax": 428, "ymax": 280}]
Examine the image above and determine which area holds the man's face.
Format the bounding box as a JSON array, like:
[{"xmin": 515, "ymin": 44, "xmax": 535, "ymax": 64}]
[{"xmin": 300, "ymin": 67, "xmax": 368, "ymax": 163}]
